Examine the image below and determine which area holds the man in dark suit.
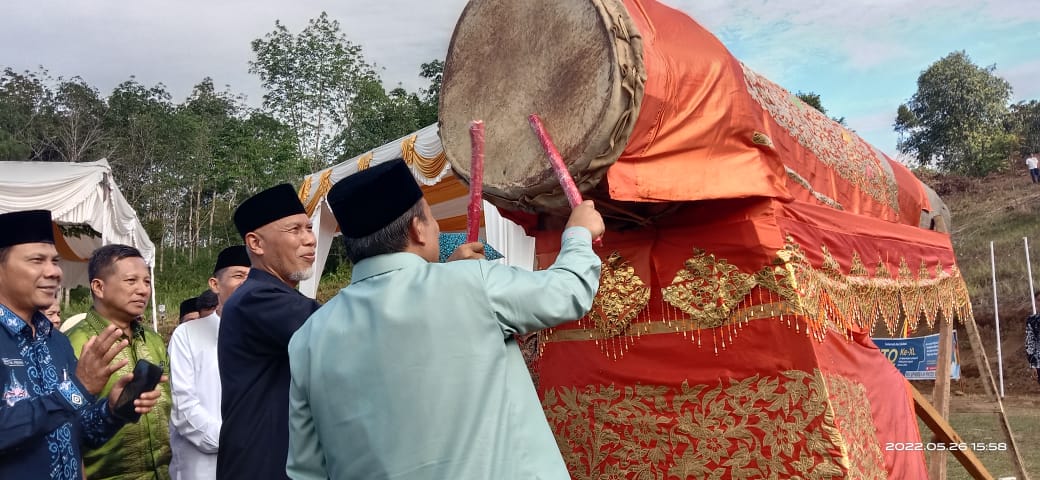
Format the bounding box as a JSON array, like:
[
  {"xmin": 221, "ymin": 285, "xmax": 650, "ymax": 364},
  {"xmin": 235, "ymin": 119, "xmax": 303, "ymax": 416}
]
[{"xmin": 216, "ymin": 184, "xmax": 320, "ymax": 480}]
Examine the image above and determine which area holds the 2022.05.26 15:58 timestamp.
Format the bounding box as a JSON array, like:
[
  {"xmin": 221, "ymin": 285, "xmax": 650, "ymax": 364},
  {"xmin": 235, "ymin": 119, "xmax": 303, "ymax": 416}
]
[{"xmin": 885, "ymin": 442, "xmax": 1007, "ymax": 451}]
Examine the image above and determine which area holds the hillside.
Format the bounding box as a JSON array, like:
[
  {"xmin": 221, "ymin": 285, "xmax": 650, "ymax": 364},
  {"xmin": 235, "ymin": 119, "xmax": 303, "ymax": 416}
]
[{"xmin": 923, "ymin": 167, "xmax": 1040, "ymax": 395}]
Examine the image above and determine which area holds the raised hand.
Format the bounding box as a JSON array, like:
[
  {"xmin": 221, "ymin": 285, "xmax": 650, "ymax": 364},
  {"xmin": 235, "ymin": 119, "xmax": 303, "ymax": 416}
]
[
  {"xmin": 75, "ymin": 325, "xmax": 129, "ymax": 396},
  {"xmin": 565, "ymin": 200, "xmax": 605, "ymax": 241},
  {"xmin": 447, "ymin": 242, "xmax": 486, "ymax": 262}
]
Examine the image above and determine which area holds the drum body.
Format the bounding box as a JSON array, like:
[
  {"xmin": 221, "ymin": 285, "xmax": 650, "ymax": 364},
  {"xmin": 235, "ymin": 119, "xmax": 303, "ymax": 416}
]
[
  {"xmin": 440, "ymin": 0, "xmax": 944, "ymax": 231},
  {"xmin": 440, "ymin": 0, "xmax": 645, "ymax": 215}
]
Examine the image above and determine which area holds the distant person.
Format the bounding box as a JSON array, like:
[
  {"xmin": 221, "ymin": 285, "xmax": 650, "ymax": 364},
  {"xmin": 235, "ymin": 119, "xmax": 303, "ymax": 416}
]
[
  {"xmin": 1027, "ymin": 310, "xmax": 1040, "ymax": 385},
  {"xmin": 286, "ymin": 159, "xmax": 604, "ymax": 479},
  {"xmin": 169, "ymin": 246, "xmax": 250, "ymax": 480},
  {"xmin": 217, "ymin": 184, "xmax": 320, "ymax": 480},
  {"xmin": 66, "ymin": 244, "xmax": 172, "ymax": 479},
  {"xmin": 1026, "ymin": 151, "xmax": 1039, "ymax": 184},
  {"xmin": 179, "ymin": 298, "xmax": 199, "ymax": 324},
  {"xmin": 195, "ymin": 290, "xmax": 218, "ymax": 319},
  {"xmin": 42, "ymin": 298, "xmax": 62, "ymax": 329}
]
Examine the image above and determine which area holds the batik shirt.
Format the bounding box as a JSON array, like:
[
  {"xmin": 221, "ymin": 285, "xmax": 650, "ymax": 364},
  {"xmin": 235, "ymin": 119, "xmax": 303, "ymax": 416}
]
[
  {"xmin": 1027, "ymin": 314, "xmax": 1040, "ymax": 369},
  {"xmin": 0, "ymin": 304, "xmax": 124, "ymax": 479}
]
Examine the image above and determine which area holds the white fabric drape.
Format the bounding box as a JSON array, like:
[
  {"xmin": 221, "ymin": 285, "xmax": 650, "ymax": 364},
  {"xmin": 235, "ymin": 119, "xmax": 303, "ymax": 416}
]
[
  {"xmin": 299, "ymin": 125, "xmax": 536, "ymax": 298},
  {"xmin": 0, "ymin": 159, "xmax": 158, "ymax": 328}
]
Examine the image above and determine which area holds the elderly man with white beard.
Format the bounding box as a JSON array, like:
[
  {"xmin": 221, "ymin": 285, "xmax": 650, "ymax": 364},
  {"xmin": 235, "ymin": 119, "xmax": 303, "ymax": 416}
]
[{"xmin": 216, "ymin": 184, "xmax": 320, "ymax": 480}]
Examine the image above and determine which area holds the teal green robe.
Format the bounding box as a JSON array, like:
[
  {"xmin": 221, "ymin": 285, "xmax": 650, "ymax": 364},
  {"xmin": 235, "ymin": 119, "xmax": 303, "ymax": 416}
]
[{"xmin": 287, "ymin": 227, "xmax": 600, "ymax": 479}]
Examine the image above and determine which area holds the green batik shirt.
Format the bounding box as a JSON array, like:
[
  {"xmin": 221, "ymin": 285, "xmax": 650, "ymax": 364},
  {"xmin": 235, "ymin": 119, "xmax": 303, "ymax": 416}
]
[{"xmin": 66, "ymin": 310, "xmax": 172, "ymax": 480}]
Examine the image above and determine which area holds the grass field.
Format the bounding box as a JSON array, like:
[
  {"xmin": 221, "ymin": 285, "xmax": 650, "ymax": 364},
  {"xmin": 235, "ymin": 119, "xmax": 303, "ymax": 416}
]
[{"xmin": 917, "ymin": 395, "xmax": 1040, "ymax": 479}]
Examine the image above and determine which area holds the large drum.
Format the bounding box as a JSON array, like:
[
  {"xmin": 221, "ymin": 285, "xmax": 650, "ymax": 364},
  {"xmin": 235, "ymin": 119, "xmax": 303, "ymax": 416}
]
[
  {"xmin": 440, "ymin": 0, "xmax": 943, "ymax": 231},
  {"xmin": 439, "ymin": 0, "xmax": 646, "ymax": 215}
]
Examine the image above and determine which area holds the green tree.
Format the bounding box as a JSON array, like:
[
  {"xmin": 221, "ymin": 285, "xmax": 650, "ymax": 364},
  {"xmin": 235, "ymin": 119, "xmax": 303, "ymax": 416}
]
[
  {"xmin": 1009, "ymin": 100, "xmax": 1040, "ymax": 155},
  {"xmin": 0, "ymin": 67, "xmax": 54, "ymax": 161},
  {"xmin": 417, "ymin": 59, "xmax": 443, "ymax": 122},
  {"xmin": 333, "ymin": 61, "xmax": 443, "ymax": 159},
  {"xmin": 45, "ymin": 77, "xmax": 109, "ymax": 162},
  {"xmin": 249, "ymin": 12, "xmax": 377, "ymax": 170},
  {"xmin": 894, "ymin": 51, "xmax": 1015, "ymax": 175},
  {"xmin": 795, "ymin": 90, "xmax": 847, "ymax": 126},
  {"xmin": 104, "ymin": 78, "xmax": 174, "ymax": 211}
]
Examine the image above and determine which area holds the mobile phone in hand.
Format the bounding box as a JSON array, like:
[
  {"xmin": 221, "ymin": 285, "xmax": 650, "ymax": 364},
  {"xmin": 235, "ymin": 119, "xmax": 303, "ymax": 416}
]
[{"xmin": 112, "ymin": 359, "xmax": 163, "ymax": 422}]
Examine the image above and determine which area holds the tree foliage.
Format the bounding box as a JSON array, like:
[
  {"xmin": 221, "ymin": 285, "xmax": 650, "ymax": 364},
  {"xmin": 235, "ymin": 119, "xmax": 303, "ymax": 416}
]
[
  {"xmin": 0, "ymin": 12, "xmax": 446, "ymax": 282},
  {"xmin": 795, "ymin": 90, "xmax": 847, "ymax": 126},
  {"xmin": 1009, "ymin": 100, "xmax": 1040, "ymax": 156},
  {"xmin": 894, "ymin": 51, "xmax": 1015, "ymax": 176},
  {"xmin": 249, "ymin": 12, "xmax": 377, "ymax": 170}
]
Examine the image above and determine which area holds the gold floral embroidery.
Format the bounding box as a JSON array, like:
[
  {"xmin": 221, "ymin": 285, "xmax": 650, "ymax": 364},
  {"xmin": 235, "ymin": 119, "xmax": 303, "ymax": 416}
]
[
  {"xmin": 741, "ymin": 63, "xmax": 900, "ymax": 214},
  {"xmin": 586, "ymin": 253, "xmax": 650, "ymax": 337},
  {"xmin": 662, "ymin": 250, "xmax": 756, "ymax": 329},
  {"xmin": 541, "ymin": 370, "xmax": 885, "ymax": 480},
  {"xmin": 825, "ymin": 374, "xmax": 888, "ymax": 479}
]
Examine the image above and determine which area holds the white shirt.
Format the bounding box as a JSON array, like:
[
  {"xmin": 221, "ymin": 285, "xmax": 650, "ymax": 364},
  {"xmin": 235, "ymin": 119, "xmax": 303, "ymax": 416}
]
[
  {"xmin": 1026, "ymin": 155, "xmax": 1038, "ymax": 169},
  {"xmin": 169, "ymin": 312, "xmax": 222, "ymax": 480}
]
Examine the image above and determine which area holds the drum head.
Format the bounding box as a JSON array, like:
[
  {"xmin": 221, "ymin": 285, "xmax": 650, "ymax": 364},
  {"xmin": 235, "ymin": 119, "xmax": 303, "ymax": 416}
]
[{"xmin": 439, "ymin": 0, "xmax": 644, "ymax": 214}]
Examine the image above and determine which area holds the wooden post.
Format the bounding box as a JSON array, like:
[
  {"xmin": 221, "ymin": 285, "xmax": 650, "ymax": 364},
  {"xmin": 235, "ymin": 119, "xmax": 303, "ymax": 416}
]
[
  {"xmin": 963, "ymin": 316, "xmax": 994, "ymax": 397},
  {"xmin": 957, "ymin": 316, "xmax": 1031, "ymax": 480},
  {"xmin": 927, "ymin": 316, "xmax": 954, "ymax": 480}
]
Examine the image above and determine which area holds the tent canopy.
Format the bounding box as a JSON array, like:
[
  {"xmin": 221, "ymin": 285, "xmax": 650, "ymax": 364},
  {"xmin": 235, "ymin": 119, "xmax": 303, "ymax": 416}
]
[
  {"xmin": 297, "ymin": 124, "xmax": 535, "ymax": 298},
  {"xmin": 0, "ymin": 159, "xmax": 156, "ymax": 288}
]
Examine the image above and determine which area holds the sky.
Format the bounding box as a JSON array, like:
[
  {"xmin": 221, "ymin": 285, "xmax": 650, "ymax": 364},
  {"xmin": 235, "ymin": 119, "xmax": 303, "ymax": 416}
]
[{"xmin": 2, "ymin": 0, "xmax": 1038, "ymax": 157}]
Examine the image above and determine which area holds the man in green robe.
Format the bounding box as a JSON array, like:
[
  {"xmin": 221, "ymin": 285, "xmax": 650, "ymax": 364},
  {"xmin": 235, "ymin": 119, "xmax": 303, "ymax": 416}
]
[
  {"xmin": 287, "ymin": 159, "xmax": 604, "ymax": 479},
  {"xmin": 67, "ymin": 244, "xmax": 171, "ymax": 480}
]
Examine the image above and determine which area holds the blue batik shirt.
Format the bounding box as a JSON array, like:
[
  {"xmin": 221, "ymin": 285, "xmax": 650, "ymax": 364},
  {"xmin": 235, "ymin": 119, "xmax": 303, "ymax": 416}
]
[{"xmin": 0, "ymin": 304, "xmax": 124, "ymax": 479}]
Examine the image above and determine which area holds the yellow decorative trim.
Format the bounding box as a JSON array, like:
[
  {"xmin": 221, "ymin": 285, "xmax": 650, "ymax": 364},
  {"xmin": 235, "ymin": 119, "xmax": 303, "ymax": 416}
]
[
  {"xmin": 542, "ymin": 370, "xmax": 885, "ymax": 480},
  {"xmin": 297, "ymin": 175, "xmax": 313, "ymax": 206},
  {"xmin": 357, "ymin": 152, "xmax": 373, "ymax": 171},
  {"xmin": 303, "ymin": 169, "xmax": 333, "ymax": 216},
  {"xmin": 540, "ymin": 237, "xmax": 974, "ymax": 357},
  {"xmin": 543, "ymin": 302, "xmax": 796, "ymax": 343},
  {"xmin": 401, "ymin": 135, "xmax": 447, "ymax": 179}
]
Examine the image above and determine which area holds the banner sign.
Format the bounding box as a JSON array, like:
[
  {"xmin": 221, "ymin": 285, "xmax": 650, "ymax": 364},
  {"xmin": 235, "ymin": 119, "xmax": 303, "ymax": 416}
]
[{"xmin": 873, "ymin": 332, "xmax": 960, "ymax": 380}]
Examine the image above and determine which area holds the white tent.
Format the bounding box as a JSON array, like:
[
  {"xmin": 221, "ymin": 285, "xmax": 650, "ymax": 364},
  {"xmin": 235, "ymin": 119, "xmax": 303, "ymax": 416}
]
[
  {"xmin": 0, "ymin": 159, "xmax": 159, "ymax": 329},
  {"xmin": 297, "ymin": 124, "xmax": 536, "ymax": 298}
]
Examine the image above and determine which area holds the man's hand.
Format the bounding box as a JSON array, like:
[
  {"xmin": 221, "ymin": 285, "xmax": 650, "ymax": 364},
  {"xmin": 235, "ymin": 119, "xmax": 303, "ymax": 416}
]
[
  {"xmin": 1032, "ymin": 368, "xmax": 1038, "ymax": 381},
  {"xmin": 448, "ymin": 242, "xmax": 486, "ymax": 262},
  {"xmin": 107, "ymin": 373, "xmax": 167, "ymax": 416},
  {"xmin": 75, "ymin": 325, "xmax": 129, "ymax": 396},
  {"xmin": 565, "ymin": 200, "xmax": 605, "ymax": 241}
]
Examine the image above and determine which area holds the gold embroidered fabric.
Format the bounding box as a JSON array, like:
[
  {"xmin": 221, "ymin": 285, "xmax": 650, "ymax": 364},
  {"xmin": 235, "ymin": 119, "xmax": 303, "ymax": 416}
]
[
  {"xmin": 541, "ymin": 238, "xmax": 973, "ymax": 357},
  {"xmin": 541, "ymin": 369, "xmax": 886, "ymax": 480},
  {"xmin": 741, "ymin": 63, "xmax": 900, "ymax": 214},
  {"xmin": 662, "ymin": 250, "xmax": 757, "ymax": 329},
  {"xmin": 586, "ymin": 253, "xmax": 651, "ymax": 337},
  {"xmin": 826, "ymin": 374, "xmax": 888, "ymax": 479}
]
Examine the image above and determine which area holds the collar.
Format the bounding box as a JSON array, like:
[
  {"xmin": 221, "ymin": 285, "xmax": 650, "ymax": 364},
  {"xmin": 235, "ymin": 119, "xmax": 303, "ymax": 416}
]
[
  {"xmin": 85, "ymin": 309, "xmax": 146, "ymax": 341},
  {"xmin": 0, "ymin": 304, "xmax": 52, "ymax": 339},
  {"xmin": 350, "ymin": 252, "xmax": 429, "ymax": 283},
  {"xmin": 247, "ymin": 268, "xmax": 295, "ymax": 289}
]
